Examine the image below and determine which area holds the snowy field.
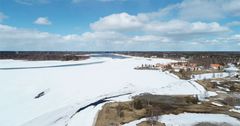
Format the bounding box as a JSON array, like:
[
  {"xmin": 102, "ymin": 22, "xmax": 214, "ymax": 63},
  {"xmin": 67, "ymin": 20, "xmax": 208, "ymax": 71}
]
[
  {"xmin": 0, "ymin": 55, "xmax": 232, "ymax": 126},
  {"xmin": 123, "ymin": 113, "xmax": 240, "ymax": 126},
  {"xmin": 192, "ymin": 72, "xmax": 230, "ymax": 80}
]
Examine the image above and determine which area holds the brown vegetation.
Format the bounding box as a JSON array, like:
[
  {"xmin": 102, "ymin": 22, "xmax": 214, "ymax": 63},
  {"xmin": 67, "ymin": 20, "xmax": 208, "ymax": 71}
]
[
  {"xmin": 95, "ymin": 101, "xmax": 146, "ymax": 126},
  {"xmin": 95, "ymin": 94, "xmax": 240, "ymax": 126}
]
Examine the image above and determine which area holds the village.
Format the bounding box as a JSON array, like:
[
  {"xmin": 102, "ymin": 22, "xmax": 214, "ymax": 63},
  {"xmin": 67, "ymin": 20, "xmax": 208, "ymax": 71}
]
[
  {"xmin": 135, "ymin": 57, "xmax": 240, "ymax": 79},
  {"xmin": 134, "ymin": 56, "xmax": 240, "ymax": 116}
]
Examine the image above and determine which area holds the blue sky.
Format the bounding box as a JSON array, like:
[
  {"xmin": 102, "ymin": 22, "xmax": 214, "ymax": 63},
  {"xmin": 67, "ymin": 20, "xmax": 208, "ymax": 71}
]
[{"xmin": 0, "ymin": 0, "xmax": 240, "ymax": 51}]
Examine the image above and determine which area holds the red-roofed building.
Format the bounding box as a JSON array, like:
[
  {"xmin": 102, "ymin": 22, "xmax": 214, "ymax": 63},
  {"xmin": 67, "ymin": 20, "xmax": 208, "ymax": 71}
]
[{"xmin": 210, "ymin": 64, "xmax": 222, "ymax": 70}]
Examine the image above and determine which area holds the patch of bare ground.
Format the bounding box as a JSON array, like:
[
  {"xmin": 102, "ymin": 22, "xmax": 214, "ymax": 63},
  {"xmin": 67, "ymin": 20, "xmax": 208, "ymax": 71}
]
[
  {"xmin": 196, "ymin": 80, "xmax": 217, "ymax": 91},
  {"xmin": 196, "ymin": 79, "xmax": 240, "ymax": 108},
  {"xmin": 171, "ymin": 71, "xmax": 191, "ymax": 80},
  {"xmin": 95, "ymin": 94, "xmax": 240, "ymax": 126},
  {"xmin": 197, "ymin": 79, "xmax": 240, "ymax": 92},
  {"xmin": 95, "ymin": 101, "xmax": 146, "ymax": 126}
]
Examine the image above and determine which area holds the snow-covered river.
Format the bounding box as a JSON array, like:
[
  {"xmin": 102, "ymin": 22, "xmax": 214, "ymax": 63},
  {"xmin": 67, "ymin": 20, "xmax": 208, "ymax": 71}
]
[{"xmin": 0, "ymin": 55, "xmax": 236, "ymax": 126}]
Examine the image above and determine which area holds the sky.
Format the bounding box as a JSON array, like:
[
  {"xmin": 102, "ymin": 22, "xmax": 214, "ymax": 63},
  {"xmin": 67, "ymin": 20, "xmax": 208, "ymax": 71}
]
[{"xmin": 0, "ymin": 0, "xmax": 240, "ymax": 51}]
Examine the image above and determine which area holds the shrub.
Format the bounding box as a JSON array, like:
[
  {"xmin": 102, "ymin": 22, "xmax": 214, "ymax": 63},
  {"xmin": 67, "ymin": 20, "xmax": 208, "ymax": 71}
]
[{"xmin": 133, "ymin": 99, "xmax": 143, "ymax": 110}]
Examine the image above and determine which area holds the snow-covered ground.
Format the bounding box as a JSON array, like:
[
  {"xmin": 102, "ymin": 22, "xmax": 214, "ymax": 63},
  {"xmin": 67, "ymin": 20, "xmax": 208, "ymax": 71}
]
[
  {"xmin": 192, "ymin": 72, "xmax": 230, "ymax": 80},
  {"xmin": 123, "ymin": 113, "xmax": 240, "ymax": 126},
  {"xmin": 0, "ymin": 55, "xmax": 210, "ymax": 126}
]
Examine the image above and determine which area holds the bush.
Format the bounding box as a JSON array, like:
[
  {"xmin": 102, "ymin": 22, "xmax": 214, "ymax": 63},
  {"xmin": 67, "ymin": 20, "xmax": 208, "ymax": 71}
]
[
  {"xmin": 133, "ymin": 99, "xmax": 143, "ymax": 110},
  {"xmin": 223, "ymin": 96, "xmax": 240, "ymax": 106},
  {"xmin": 185, "ymin": 96, "xmax": 199, "ymax": 104},
  {"xmin": 229, "ymin": 85, "xmax": 236, "ymax": 91},
  {"xmin": 119, "ymin": 111, "xmax": 124, "ymax": 118}
]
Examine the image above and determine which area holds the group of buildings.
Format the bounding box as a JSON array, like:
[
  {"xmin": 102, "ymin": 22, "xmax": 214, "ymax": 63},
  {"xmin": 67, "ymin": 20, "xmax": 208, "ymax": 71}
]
[{"xmin": 135, "ymin": 62, "xmax": 240, "ymax": 74}]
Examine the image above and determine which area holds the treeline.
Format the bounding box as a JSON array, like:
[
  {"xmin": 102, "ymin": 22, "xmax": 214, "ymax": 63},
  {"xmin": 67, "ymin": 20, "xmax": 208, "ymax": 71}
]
[
  {"xmin": 0, "ymin": 52, "xmax": 89, "ymax": 61},
  {"xmin": 121, "ymin": 52, "xmax": 240, "ymax": 66},
  {"xmin": 189, "ymin": 54, "xmax": 240, "ymax": 67}
]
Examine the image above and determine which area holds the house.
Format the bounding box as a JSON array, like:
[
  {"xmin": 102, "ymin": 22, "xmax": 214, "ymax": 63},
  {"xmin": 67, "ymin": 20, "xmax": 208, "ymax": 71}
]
[
  {"xmin": 156, "ymin": 63, "xmax": 166, "ymax": 68},
  {"xmin": 155, "ymin": 62, "xmax": 202, "ymax": 72},
  {"xmin": 210, "ymin": 64, "xmax": 222, "ymax": 70},
  {"xmin": 151, "ymin": 56, "xmax": 157, "ymax": 58}
]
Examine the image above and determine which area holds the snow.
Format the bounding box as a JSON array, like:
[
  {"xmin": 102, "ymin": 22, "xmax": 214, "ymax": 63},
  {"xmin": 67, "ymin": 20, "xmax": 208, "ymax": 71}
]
[
  {"xmin": 187, "ymin": 81, "xmax": 207, "ymax": 99},
  {"xmin": 229, "ymin": 106, "xmax": 240, "ymax": 113},
  {"xmin": 207, "ymin": 91, "xmax": 218, "ymax": 97},
  {"xmin": 192, "ymin": 72, "xmax": 229, "ymax": 80},
  {"xmin": 160, "ymin": 113, "xmax": 240, "ymax": 126},
  {"xmin": 216, "ymin": 90, "xmax": 228, "ymax": 94},
  {"xmin": 122, "ymin": 118, "xmax": 145, "ymax": 126},
  {"xmin": 67, "ymin": 103, "xmax": 104, "ymax": 126},
  {"xmin": 229, "ymin": 109, "xmax": 240, "ymax": 114},
  {"xmin": 211, "ymin": 102, "xmax": 223, "ymax": 107},
  {"xmin": 217, "ymin": 86, "xmax": 230, "ymax": 92},
  {"xmin": 123, "ymin": 113, "xmax": 240, "ymax": 126},
  {"xmin": 0, "ymin": 57, "xmax": 106, "ymax": 69},
  {"xmin": 224, "ymin": 65, "xmax": 239, "ymax": 72},
  {"xmin": 0, "ymin": 55, "xmax": 208, "ymax": 126},
  {"xmin": 235, "ymin": 106, "xmax": 240, "ymax": 109}
]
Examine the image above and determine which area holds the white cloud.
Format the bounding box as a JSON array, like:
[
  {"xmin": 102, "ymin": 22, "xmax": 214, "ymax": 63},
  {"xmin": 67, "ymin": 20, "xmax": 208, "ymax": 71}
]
[
  {"xmin": 72, "ymin": 0, "xmax": 82, "ymax": 3},
  {"xmin": 137, "ymin": 4, "xmax": 179, "ymax": 22},
  {"xmin": 0, "ymin": 24, "xmax": 171, "ymax": 51},
  {"xmin": 98, "ymin": 0, "xmax": 126, "ymax": 2},
  {"xmin": 63, "ymin": 31, "xmax": 126, "ymax": 43},
  {"xmin": 15, "ymin": 0, "xmax": 50, "ymax": 5},
  {"xmin": 90, "ymin": 13, "xmax": 143, "ymax": 31},
  {"xmin": 0, "ymin": 24, "xmax": 65, "ymax": 50},
  {"xmin": 226, "ymin": 34, "xmax": 240, "ymax": 43},
  {"xmin": 72, "ymin": 0, "xmax": 125, "ymax": 3},
  {"xmin": 91, "ymin": 12, "xmax": 229, "ymax": 35},
  {"xmin": 0, "ymin": 23, "xmax": 238, "ymax": 51},
  {"xmin": 192, "ymin": 34, "xmax": 240, "ymax": 46},
  {"xmin": 226, "ymin": 21, "xmax": 240, "ymax": 27},
  {"xmin": 63, "ymin": 31, "xmax": 170, "ymax": 44},
  {"xmin": 178, "ymin": 0, "xmax": 224, "ymax": 21},
  {"xmin": 34, "ymin": 17, "xmax": 52, "ymax": 25},
  {"xmin": 137, "ymin": 0, "xmax": 240, "ymax": 22},
  {"xmin": 145, "ymin": 20, "xmax": 229, "ymax": 34},
  {"xmin": 179, "ymin": 0, "xmax": 240, "ymax": 20},
  {"xmin": 2, "ymin": 0, "xmax": 240, "ymax": 51},
  {"xmin": 0, "ymin": 24, "xmax": 61, "ymax": 42},
  {"xmin": 0, "ymin": 12, "xmax": 8, "ymax": 22},
  {"xmin": 223, "ymin": 0, "xmax": 240, "ymax": 16},
  {"xmin": 131, "ymin": 35, "xmax": 170, "ymax": 43}
]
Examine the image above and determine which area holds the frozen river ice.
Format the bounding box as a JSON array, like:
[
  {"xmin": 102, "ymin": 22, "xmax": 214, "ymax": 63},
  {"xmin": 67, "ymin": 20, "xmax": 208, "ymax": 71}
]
[{"xmin": 0, "ymin": 54, "xmax": 211, "ymax": 126}]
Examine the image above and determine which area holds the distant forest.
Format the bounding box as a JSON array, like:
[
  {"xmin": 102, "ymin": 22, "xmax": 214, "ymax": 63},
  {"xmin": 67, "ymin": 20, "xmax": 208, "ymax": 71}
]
[
  {"xmin": 121, "ymin": 51, "xmax": 240, "ymax": 67},
  {"xmin": 0, "ymin": 51, "xmax": 240, "ymax": 65},
  {"xmin": 0, "ymin": 51, "xmax": 90, "ymax": 61}
]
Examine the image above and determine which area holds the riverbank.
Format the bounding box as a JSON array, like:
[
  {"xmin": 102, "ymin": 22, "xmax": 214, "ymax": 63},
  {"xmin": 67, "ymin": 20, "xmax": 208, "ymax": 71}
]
[{"xmin": 95, "ymin": 94, "xmax": 240, "ymax": 126}]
